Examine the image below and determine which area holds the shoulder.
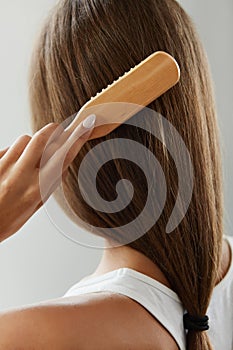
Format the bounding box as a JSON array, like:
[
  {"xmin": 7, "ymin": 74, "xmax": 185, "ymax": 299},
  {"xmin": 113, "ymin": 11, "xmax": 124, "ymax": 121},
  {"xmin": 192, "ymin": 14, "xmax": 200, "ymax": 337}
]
[{"xmin": 0, "ymin": 292, "xmax": 178, "ymax": 350}]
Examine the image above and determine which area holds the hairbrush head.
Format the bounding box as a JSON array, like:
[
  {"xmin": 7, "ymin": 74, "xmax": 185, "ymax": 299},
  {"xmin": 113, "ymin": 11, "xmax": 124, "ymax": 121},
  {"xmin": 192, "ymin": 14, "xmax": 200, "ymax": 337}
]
[{"xmin": 66, "ymin": 51, "xmax": 180, "ymax": 140}]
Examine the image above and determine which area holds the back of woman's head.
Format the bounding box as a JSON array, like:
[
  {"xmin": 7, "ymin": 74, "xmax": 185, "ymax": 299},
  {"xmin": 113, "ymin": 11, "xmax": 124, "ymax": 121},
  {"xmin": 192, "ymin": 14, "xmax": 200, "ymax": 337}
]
[{"xmin": 29, "ymin": 0, "xmax": 223, "ymax": 348}]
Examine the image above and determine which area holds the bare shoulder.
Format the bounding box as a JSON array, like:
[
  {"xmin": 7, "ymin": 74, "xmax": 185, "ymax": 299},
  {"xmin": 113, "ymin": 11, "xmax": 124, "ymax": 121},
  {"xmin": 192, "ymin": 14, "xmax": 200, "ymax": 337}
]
[{"xmin": 0, "ymin": 292, "xmax": 179, "ymax": 350}]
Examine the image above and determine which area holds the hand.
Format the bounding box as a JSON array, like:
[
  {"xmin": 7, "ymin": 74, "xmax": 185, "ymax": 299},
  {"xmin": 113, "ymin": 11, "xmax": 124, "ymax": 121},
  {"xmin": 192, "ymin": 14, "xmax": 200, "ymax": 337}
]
[{"xmin": 0, "ymin": 114, "xmax": 96, "ymax": 242}]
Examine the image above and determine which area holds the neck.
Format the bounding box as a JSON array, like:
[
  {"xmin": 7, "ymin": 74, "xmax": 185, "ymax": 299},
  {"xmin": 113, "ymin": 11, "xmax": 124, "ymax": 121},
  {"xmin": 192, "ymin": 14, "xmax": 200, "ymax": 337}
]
[
  {"xmin": 92, "ymin": 239, "xmax": 172, "ymax": 288},
  {"xmin": 91, "ymin": 237, "xmax": 231, "ymax": 289}
]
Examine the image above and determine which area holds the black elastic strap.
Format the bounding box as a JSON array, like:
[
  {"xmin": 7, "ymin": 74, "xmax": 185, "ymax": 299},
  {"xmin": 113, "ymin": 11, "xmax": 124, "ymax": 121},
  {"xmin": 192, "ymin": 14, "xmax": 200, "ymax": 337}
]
[{"xmin": 183, "ymin": 313, "xmax": 209, "ymax": 332}]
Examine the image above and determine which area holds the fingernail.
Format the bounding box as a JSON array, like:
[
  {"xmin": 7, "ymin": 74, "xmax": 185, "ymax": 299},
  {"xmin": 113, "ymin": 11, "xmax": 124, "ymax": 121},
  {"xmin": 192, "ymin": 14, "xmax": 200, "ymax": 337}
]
[{"xmin": 82, "ymin": 114, "xmax": 96, "ymax": 129}]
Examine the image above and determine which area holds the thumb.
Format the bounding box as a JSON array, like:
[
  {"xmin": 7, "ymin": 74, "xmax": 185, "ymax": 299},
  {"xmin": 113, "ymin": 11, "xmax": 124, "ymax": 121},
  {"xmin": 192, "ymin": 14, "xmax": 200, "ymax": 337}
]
[
  {"xmin": 78, "ymin": 113, "xmax": 96, "ymax": 140},
  {"xmin": 68, "ymin": 113, "xmax": 96, "ymax": 144},
  {"xmin": 63, "ymin": 114, "xmax": 96, "ymax": 168}
]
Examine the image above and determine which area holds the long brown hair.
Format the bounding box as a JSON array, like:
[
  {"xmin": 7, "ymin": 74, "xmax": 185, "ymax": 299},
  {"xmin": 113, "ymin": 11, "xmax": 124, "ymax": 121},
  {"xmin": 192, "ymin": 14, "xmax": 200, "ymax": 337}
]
[{"xmin": 29, "ymin": 0, "xmax": 223, "ymax": 348}]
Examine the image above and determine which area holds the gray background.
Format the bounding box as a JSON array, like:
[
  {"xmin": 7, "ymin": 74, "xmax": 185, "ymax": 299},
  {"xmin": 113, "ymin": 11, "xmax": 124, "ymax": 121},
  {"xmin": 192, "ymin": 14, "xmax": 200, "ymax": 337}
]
[{"xmin": 0, "ymin": 0, "xmax": 232, "ymax": 310}]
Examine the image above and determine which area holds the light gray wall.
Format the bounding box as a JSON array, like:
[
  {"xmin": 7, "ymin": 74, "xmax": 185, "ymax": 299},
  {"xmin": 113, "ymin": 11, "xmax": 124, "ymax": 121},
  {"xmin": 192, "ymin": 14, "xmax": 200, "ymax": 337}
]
[{"xmin": 0, "ymin": 1, "xmax": 232, "ymax": 310}]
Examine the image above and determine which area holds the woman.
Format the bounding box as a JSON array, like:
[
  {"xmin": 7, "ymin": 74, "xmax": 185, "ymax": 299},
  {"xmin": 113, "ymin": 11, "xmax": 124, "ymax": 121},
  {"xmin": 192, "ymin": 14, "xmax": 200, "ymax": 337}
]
[{"xmin": 0, "ymin": 0, "xmax": 232, "ymax": 349}]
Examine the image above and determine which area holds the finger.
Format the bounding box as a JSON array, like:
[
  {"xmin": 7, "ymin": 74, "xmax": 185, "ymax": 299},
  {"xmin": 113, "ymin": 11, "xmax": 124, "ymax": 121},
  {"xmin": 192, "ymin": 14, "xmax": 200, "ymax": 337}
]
[
  {"xmin": 39, "ymin": 114, "xmax": 96, "ymax": 201},
  {"xmin": 1, "ymin": 135, "xmax": 31, "ymax": 165},
  {"xmin": 56, "ymin": 113, "xmax": 96, "ymax": 171},
  {"xmin": 0, "ymin": 147, "xmax": 9, "ymax": 159},
  {"xmin": 37, "ymin": 114, "xmax": 80, "ymax": 167},
  {"xmin": 39, "ymin": 128, "xmax": 71, "ymax": 166},
  {"xmin": 41, "ymin": 114, "xmax": 96, "ymax": 173},
  {"xmin": 17, "ymin": 123, "xmax": 63, "ymax": 168},
  {"xmin": 64, "ymin": 111, "xmax": 83, "ymax": 134}
]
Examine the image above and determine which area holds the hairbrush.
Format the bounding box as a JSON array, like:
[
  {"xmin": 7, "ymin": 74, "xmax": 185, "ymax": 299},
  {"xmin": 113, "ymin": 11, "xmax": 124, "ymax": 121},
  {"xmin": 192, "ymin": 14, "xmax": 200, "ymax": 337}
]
[{"xmin": 66, "ymin": 51, "xmax": 180, "ymax": 140}]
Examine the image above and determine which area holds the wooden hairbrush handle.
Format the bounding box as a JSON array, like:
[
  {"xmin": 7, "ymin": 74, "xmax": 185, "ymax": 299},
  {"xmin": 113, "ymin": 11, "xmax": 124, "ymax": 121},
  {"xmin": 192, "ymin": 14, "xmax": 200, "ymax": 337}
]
[{"xmin": 67, "ymin": 51, "xmax": 180, "ymax": 140}]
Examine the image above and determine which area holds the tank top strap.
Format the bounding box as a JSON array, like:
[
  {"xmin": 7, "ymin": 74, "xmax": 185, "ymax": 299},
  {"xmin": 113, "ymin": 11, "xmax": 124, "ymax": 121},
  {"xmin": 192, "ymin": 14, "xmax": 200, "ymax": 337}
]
[{"xmin": 63, "ymin": 267, "xmax": 187, "ymax": 350}]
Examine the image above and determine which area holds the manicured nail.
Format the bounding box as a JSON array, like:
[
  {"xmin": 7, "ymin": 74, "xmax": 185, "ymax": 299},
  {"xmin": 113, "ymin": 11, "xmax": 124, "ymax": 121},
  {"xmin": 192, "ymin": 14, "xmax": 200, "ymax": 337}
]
[{"xmin": 82, "ymin": 114, "xmax": 96, "ymax": 129}]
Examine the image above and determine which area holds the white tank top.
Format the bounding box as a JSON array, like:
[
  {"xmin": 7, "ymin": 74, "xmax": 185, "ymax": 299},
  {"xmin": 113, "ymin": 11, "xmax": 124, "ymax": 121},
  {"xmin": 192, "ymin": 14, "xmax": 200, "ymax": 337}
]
[{"xmin": 62, "ymin": 235, "xmax": 233, "ymax": 350}]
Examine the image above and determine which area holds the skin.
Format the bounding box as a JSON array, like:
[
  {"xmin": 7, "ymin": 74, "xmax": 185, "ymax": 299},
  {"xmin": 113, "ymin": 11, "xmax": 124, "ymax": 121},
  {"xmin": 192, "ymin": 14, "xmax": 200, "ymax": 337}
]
[
  {"xmin": 0, "ymin": 116, "xmax": 95, "ymax": 242},
  {"xmin": 0, "ymin": 119, "xmax": 231, "ymax": 349}
]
